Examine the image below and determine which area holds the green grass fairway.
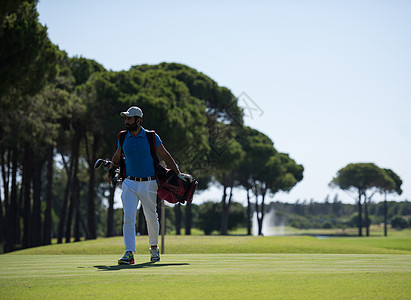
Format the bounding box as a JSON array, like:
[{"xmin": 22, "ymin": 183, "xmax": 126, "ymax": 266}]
[
  {"xmin": 8, "ymin": 234, "xmax": 411, "ymax": 255},
  {"xmin": 1, "ymin": 234, "xmax": 411, "ymax": 299},
  {"xmin": 0, "ymin": 254, "xmax": 410, "ymax": 299}
]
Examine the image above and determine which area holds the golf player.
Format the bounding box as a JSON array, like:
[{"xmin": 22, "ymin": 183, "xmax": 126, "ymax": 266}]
[{"xmin": 109, "ymin": 106, "xmax": 191, "ymax": 264}]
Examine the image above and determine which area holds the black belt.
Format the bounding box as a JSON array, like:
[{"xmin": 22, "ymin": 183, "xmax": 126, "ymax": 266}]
[{"xmin": 127, "ymin": 176, "xmax": 156, "ymax": 182}]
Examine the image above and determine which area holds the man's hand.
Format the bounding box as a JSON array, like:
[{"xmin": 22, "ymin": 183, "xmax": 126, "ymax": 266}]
[
  {"xmin": 178, "ymin": 173, "xmax": 193, "ymax": 182},
  {"xmin": 108, "ymin": 167, "xmax": 118, "ymax": 185}
]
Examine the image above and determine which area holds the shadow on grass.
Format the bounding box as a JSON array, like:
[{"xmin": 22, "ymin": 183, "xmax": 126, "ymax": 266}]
[{"xmin": 93, "ymin": 262, "xmax": 189, "ymax": 271}]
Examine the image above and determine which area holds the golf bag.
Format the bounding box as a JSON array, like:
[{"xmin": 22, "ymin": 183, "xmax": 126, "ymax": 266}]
[{"xmin": 118, "ymin": 130, "xmax": 197, "ymax": 204}]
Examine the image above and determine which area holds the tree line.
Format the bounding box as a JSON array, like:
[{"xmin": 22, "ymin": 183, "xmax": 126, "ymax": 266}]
[
  {"xmin": 0, "ymin": 1, "xmax": 304, "ymax": 252},
  {"xmin": 134, "ymin": 197, "xmax": 411, "ymax": 236},
  {"xmin": 267, "ymin": 197, "xmax": 411, "ymax": 232}
]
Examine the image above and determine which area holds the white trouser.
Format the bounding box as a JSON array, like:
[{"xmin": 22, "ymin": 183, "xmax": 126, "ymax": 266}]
[{"xmin": 121, "ymin": 178, "xmax": 159, "ymax": 252}]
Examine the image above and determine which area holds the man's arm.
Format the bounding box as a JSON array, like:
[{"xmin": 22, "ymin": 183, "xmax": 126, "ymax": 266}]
[
  {"xmin": 111, "ymin": 147, "xmax": 121, "ymax": 166},
  {"xmin": 156, "ymin": 144, "xmax": 180, "ymax": 175},
  {"xmin": 108, "ymin": 147, "xmax": 121, "ymax": 184},
  {"xmin": 156, "ymin": 144, "xmax": 193, "ymax": 182}
]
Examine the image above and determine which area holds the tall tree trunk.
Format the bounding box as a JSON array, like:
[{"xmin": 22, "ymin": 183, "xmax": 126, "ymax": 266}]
[
  {"xmin": 74, "ymin": 193, "xmax": 92, "ymax": 242},
  {"xmin": 384, "ymin": 192, "xmax": 388, "ymax": 237},
  {"xmin": 364, "ymin": 194, "xmax": 369, "ymax": 237},
  {"xmin": 0, "ymin": 186, "xmax": 3, "ymax": 243},
  {"xmin": 74, "ymin": 206, "xmax": 80, "ymax": 242},
  {"xmin": 357, "ymin": 190, "xmax": 362, "ymax": 237},
  {"xmin": 65, "ymin": 158, "xmax": 79, "ymax": 243},
  {"xmin": 77, "ymin": 204, "xmax": 91, "ymax": 240},
  {"xmin": 65, "ymin": 190, "xmax": 75, "ymax": 243},
  {"xmin": 255, "ymin": 194, "xmax": 262, "ymax": 236},
  {"xmin": 17, "ymin": 178, "xmax": 22, "ymax": 245},
  {"xmin": 31, "ymin": 157, "xmax": 44, "ymax": 247},
  {"xmin": 22, "ymin": 144, "xmax": 33, "ymax": 249},
  {"xmin": 246, "ymin": 188, "xmax": 251, "ymax": 236},
  {"xmin": 86, "ymin": 133, "xmax": 98, "ymax": 240},
  {"xmin": 73, "ymin": 167, "xmax": 81, "ymax": 242},
  {"xmin": 6, "ymin": 150, "xmax": 18, "ymax": 252},
  {"xmin": 175, "ymin": 203, "xmax": 181, "ymax": 235},
  {"xmin": 107, "ymin": 186, "xmax": 115, "ymax": 237},
  {"xmin": 0, "ymin": 149, "xmax": 11, "ymax": 244},
  {"xmin": 87, "ymin": 171, "xmax": 96, "ymax": 239},
  {"xmin": 259, "ymin": 188, "xmax": 267, "ymax": 235},
  {"xmin": 221, "ymin": 175, "xmax": 234, "ymax": 235},
  {"xmin": 43, "ymin": 147, "xmax": 53, "ymax": 245},
  {"xmin": 72, "ymin": 164, "xmax": 92, "ymax": 242},
  {"xmin": 220, "ymin": 172, "xmax": 228, "ymax": 235},
  {"xmin": 226, "ymin": 185, "xmax": 234, "ymax": 230},
  {"xmin": 185, "ymin": 202, "xmax": 192, "ymax": 235},
  {"xmin": 57, "ymin": 152, "xmax": 73, "ymax": 244},
  {"xmin": 64, "ymin": 131, "xmax": 81, "ymax": 243}
]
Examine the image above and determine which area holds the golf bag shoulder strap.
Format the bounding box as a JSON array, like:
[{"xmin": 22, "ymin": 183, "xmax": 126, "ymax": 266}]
[
  {"xmin": 146, "ymin": 130, "xmax": 160, "ymax": 170},
  {"xmin": 118, "ymin": 130, "xmax": 127, "ymax": 151}
]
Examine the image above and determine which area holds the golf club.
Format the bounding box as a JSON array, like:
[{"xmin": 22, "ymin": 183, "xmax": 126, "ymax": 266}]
[
  {"xmin": 94, "ymin": 158, "xmax": 121, "ymax": 188},
  {"xmin": 94, "ymin": 158, "xmax": 119, "ymax": 169}
]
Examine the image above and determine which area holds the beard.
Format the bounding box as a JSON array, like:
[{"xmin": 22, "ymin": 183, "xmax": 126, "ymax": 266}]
[{"xmin": 126, "ymin": 122, "xmax": 138, "ymax": 132}]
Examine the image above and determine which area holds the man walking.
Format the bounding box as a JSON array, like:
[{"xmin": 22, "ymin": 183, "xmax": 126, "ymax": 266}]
[{"xmin": 109, "ymin": 106, "xmax": 191, "ymax": 264}]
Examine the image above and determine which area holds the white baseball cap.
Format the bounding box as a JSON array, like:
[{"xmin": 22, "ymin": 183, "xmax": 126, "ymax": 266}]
[{"xmin": 120, "ymin": 106, "xmax": 143, "ymax": 118}]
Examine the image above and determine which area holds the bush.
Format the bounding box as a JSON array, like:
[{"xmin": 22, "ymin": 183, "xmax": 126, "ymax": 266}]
[
  {"xmin": 322, "ymin": 222, "xmax": 333, "ymax": 229},
  {"xmin": 227, "ymin": 202, "xmax": 247, "ymax": 230},
  {"xmin": 289, "ymin": 215, "xmax": 310, "ymax": 229},
  {"xmin": 196, "ymin": 202, "xmax": 220, "ymax": 235},
  {"xmin": 348, "ymin": 214, "xmax": 359, "ymax": 228},
  {"xmin": 391, "ymin": 216, "xmax": 408, "ymax": 229}
]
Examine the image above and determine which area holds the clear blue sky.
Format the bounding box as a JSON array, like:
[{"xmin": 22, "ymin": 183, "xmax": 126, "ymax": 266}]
[{"xmin": 37, "ymin": 0, "xmax": 411, "ymax": 205}]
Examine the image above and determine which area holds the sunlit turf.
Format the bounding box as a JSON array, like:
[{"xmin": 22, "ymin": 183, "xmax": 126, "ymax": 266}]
[
  {"xmin": 9, "ymin": 231, "xmax": 411, "ymax": 255},
  {"xmin": 2, "ymin": 231, "xmax": 411, "ymax": 299},
  {"xmin": 0, "ymin": 253, "xmax": 410, "ymax": 299}
]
